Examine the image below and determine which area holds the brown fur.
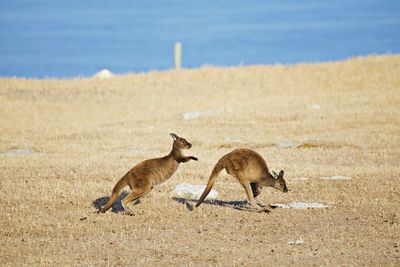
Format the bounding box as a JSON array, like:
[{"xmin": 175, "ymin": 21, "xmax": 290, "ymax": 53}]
[
  {"xmin": 195, "ymin": 148, "xmax": 288, "ymax": 212},
  {"xmin": 100, "ymin": 133, "xmax": 198, "ymax": 214}
]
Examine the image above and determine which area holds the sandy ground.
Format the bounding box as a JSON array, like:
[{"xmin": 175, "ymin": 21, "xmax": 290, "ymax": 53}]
[{"xmin": 0, "ymin": 55, "xmax": 399, "ymax": 266}]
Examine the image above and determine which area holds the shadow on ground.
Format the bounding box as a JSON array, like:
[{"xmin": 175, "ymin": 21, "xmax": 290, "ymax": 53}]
[
  {"xmin": 172, "ymin": 197, "xmax": 268, "ymax": 212},
  {"xmin": 92, "ymin": 191, "xmax": 138, "ymax": 213},
  {"xmin": 92, "ymin": 195, "xmax": 269, "ymax": 213}
]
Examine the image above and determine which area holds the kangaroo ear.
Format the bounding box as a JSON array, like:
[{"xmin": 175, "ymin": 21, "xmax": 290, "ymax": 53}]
[
  {"xmin": 271, "ymin": 170, "xmax": 278, "ymax": 179},
  {"xmin": 169, "ymin": 133, "xmax": 178, "ymax": 140},
  {"xmin": 279, "ymin": 170, "xmax": 284, "ymax": 178}
]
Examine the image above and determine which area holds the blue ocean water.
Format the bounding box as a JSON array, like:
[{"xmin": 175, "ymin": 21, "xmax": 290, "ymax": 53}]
[{"xmin": 0, "ymin": 0, "xmax": 399, "ymax": 78}]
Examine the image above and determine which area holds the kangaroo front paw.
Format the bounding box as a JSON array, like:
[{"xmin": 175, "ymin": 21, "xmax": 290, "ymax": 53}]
[{"xmin": 191, "ymin": 156, "xmax": 198, "ymax": 161}]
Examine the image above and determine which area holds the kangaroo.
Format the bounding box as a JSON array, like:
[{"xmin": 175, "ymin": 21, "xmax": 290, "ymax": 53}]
[
  {"xmin": 99, "ymin": 133, "xmax": 198, "ymax": 214},
  {"xmin": 195, "ymin": 148, "xmax": 288, "ymax": 212}
]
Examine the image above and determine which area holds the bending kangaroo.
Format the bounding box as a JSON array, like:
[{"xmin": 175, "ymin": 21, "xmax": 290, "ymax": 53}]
[
  {"xmin": 195, "ymin": 148, "xmax": 288, "ymax": 212},
  {"xmin": 100, "ymin": 133, "xmax": 198, "ymax": 214}
]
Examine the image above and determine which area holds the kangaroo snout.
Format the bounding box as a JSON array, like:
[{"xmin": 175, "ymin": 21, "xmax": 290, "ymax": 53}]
[{"xmin": 284, "ymin": 186, "xmax": 289, "ymax": 193}]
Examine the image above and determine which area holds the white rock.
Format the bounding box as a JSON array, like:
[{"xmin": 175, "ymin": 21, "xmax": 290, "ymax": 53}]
[
  {"xmin": 93, "ymin": 69, "xmax": 114, "ymax": 80},
  {"xmin": 276, "ymin": 140, "xmax": 301, "ymax": 149},
  {"xmin": 288, "ymin": 240, "xmax": 304, "ymax": 245},
  {"xmin": 172, "ymin": 183, "xmax": 219, "ymax": 200},
  {"xmin": 272, "ymin": 202, "xmax": 329, "ymax": 209},
  {"xmin": 182, "ymin": 108, "xmax": 230, "ymax": 120},
  {"xmin": 308, "ymin": 103, "xmax": 321, "ymax": 110},
  {"xmin": 182, "ymin": 111, "xmax": 202, "ymax": 120}
]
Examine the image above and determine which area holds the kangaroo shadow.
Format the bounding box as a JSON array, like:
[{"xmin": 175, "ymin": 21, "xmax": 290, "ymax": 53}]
[
  {"xmin": 92, "ymin": 191, "xmax": 141, "ymax": 213},
  {"xmin": 172, "ymin": 197, "xmax": 262, "ymax": 212}
]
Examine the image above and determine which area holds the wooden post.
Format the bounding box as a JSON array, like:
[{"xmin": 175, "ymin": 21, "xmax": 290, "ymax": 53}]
[{"xmin": 174, "ymin": 42, "xmax": 182, "ymax": 69}]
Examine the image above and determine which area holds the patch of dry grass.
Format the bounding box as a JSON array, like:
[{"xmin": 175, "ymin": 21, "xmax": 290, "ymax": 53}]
[{"xmin": 1, "ymin": 55, "xmax": 399, "ymax": 266}]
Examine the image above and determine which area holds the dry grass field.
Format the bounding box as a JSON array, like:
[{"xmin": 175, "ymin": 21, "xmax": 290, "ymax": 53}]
[{"xmin": 1, "ymin": 55, "xmax": 399, "ymax": 266}]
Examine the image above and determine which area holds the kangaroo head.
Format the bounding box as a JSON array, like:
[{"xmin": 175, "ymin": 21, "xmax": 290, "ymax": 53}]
[
  {"xmin": 170, "ymin": 133, "xmax": 192, "ymax": 149},
  {"xmin": 271, "ymin": 170, "xmax": 288, "ymax": 193}
]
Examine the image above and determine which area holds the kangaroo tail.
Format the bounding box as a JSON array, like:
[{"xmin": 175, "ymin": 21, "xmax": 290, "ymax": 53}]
[
  {"xmin": 100, "ymin": 174, "xmax": 129, "ymax": 213},
  {"xmin": 195, "ymin": 161, "xmax": 224, "ymax": 207}
]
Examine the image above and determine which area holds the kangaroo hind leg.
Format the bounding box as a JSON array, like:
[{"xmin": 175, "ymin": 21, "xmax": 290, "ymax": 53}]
[
  {"xmin": 121, "ymin": 186, "xmax": 151, "ymax": 215},
  {"xmin": 241, "ymin": 181, "xmax": 270, "ymax": 213},
  {"xmin": 100, "ymin": 191, "xmax": 118, "ymax": 213},
  {"xmin": 121, "ymin": 192, "xmax": 141, "ymax": 215},
  {"xmin": 100, "ymin": 177, "xmax": 128, "ymax": 213}
]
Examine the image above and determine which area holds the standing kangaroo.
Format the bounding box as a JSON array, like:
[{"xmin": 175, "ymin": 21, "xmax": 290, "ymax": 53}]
[
  {"xmin": 195, "ymin": 148, "xmax": 288, "ymax": 212},
  {"xmin": 100, "ymin": 133, "xmax": 198, "ymax": 214}
]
